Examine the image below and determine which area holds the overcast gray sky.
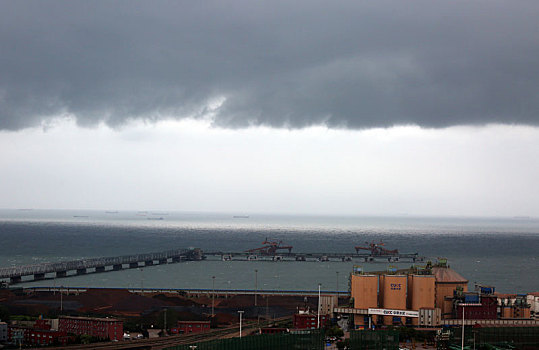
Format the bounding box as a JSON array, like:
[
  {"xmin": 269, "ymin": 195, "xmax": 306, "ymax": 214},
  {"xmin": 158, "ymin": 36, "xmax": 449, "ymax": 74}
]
[{"xmin": 1, "ymin": 1, "xmax": 539, "ymax": 216}]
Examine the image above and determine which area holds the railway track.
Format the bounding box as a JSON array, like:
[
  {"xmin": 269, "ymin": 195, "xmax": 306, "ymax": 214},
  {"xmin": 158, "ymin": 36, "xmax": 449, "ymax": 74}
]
[{"xmin": 38, "ymin": 318, "xmax": 289, "ymax": 350}]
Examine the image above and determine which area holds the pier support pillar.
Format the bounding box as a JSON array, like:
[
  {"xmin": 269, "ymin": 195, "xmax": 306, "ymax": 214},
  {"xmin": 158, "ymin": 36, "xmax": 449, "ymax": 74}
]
[
  {"xmin": 10, "ymin": 276, "xmax": 22, "ymax": 284},
  {"xmin": 76, "ymin": 268, "xmax": 86, "ymax": 275},
  {"xmin": 129, "ymin": 262, "xmax": 139, "ymax": 268},
  {"xmin": 145, "ymin": 260, "xmax": 153, "ymax": 266},
  {"xmin": 158, "ymin": 259, "xmax": 167, "ymax": 264},
  {"xmin": 113, "ymin": 264, "xmax": 123, "ymax": 271},
  {"xmin": 56, "ymin": 271, "xmax": 67, "ymax": 278},
  {"xmin": 34, "ymin": 273, "xmax": 45, "ymax": 280},
  {"xmin": 95, "ymin": 266, "xmax": 105, "ymax": 273}
]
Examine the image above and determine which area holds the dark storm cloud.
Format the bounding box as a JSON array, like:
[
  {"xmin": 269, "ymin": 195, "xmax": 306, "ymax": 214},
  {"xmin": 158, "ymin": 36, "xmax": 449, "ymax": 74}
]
[{"xmin": 1, "ymin": 0, "xmax": 539, "ymax": 130}]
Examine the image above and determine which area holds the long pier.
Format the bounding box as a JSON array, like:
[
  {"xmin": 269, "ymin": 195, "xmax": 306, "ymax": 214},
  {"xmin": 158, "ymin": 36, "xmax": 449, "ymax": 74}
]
[
  {"xmin": 0, "ymin": 248, "xmax": 424, "ymax": 285},
  {"xmin": 0, "ymin": 248, "xmax": 203, "ymax": 284},
  {"xmin": 204, "ymin": 251, "xmax": 423, "ymax": 263}
]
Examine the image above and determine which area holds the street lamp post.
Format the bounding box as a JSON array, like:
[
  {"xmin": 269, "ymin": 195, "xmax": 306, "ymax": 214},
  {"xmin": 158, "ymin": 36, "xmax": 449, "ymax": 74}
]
[
  {"xmin": 336, "ymin": 271, "xmax": 339, "ymax": 292},
  {"xmin": 212, "ymin": 276, "xmax": 215, "ymax": 317},
  {"xmin": 238, "ymin": 310, "xmax": 244, "ymax": 338},
  {"xmin": 254, "ymin": 269, "xmax": 258, "ymax": 306},
  {"xmin": 461, "ymin": 305, "xmax": 465, "ymax": 350},
  {"xmin": 266, "ymin": 295, "xmax": 269, "ymax": 320},
  {"xmin": 317, "ymin": 283, "xmax": 321, "ymax": 329},
  {"xmin": 139, "ymin": 268, "xmax": 144, "ymax": 293},
  {"xmin": 164, "ymin": 308, "xmax": 167, "ymax": 335}
]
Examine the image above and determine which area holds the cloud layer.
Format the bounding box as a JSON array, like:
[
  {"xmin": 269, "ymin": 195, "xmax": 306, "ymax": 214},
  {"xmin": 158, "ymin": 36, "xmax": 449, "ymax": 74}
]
[{"xmin": 1, "ymin": 0, "xmax": 539, "ymax": 130}]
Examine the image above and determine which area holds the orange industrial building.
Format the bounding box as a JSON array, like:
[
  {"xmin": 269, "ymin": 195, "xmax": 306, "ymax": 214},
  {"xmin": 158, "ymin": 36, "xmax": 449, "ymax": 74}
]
[
  {"xmin": 350, "ymin": 261, "xmax": 467, "ymax": 327},
  {"xmin": 498, "ymin": 294, "xmax": 532, "ymax": 319},
  {"xmin": 349, "ymin": 261, "xmax": 535, "ymax": 329},
  {"xmin": 431, "ymin": 266, "xmax": 468, "ymax": 318},
  {"xmin": 350, "ymin": 274, "xmax": 379, "ymax": 326}
]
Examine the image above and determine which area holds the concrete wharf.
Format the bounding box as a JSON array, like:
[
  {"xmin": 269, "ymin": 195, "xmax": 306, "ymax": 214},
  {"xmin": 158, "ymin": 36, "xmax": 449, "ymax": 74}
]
[
  {"xmin": 0, "ymin": 248, "xmax": 203, "ymax": 284},
  {"xmin": 204, "ymin": 251, "xmax": 423, "ymax": 263}
]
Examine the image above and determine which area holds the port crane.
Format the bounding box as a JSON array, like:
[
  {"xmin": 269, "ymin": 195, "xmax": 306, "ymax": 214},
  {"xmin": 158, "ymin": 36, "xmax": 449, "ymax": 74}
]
[
  {"xmin": 245, "ymin": 238, "xmax": 293, "ymax": 256},
  {"xmin": 354, "ymin": 241, "xmax": 399, "ymax": 256}
]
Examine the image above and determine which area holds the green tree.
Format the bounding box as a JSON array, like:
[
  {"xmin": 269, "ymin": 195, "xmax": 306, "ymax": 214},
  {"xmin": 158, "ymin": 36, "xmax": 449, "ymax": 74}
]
[
  {"xmin": 327, "ymin": 325, "xmax": 344, "ymax": 337},
  {"xmin": 0, "ymin": 305, "xmax": 10, "ymax": 321}
]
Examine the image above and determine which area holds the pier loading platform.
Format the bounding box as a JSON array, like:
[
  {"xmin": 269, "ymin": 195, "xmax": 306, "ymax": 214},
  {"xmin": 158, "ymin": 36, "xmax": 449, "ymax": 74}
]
[
  {"xmin": 0, "ymin": 248, "xmax": 203, "ymax": 284},
  {"xmin": 204, "ymin": 251, "xmax": 422, "ymax": 263}
]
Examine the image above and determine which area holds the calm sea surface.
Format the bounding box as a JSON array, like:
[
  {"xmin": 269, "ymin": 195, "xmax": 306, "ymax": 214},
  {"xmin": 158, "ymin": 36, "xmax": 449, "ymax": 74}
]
[{"xmin": 0, "ymin": 209, "xmax": 537, "ymax": 293}]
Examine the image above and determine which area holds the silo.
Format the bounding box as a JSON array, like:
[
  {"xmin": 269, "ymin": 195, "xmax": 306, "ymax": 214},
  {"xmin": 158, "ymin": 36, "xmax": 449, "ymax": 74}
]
[
  {"xmin": 382, "ymin": 275, "xmax": 407, "ymax": 325},
  {"xmin": 432, "ymin": 267, "xmax": 469, "ymax": 318},
  {"xmin": 501, "ymin": 305, "xmax": 512, "ymax": 319},
  {"xmin": 407, "ymin": 274, "xmax": 414, "ymax": 308},
  {"xmin": 378, "ymin": 274, "xmax": 385, "ymax": 308},
  {"xmin": 350, "ymin": 274, "xmax": 378, "ymax": 326},
  {"xmin": 410, "ymin": 275, "xmax": 435, "ymax": 325}
]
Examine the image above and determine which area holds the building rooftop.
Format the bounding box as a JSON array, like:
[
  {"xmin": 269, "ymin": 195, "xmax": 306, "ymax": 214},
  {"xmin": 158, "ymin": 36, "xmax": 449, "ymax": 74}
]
[
  {"xmin": 432, "ymin": 267, "xmax": 468, "ymax": 283},
  {"xmin": 495, "ymin": 293, "xmax": 518, "ymax": 298},
  {"xmin": 59, "ymin": 316, "xmax": 121, "ymax": 322}
]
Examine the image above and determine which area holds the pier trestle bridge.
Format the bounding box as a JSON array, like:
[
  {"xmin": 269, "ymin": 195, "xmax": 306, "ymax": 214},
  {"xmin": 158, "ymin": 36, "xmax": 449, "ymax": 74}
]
[
  {"xmin": 0, "ymin": 248, "xmax": 203, "ymax": 285},
  {"xmin": 1, "ymin": 248, "xmax": 423, "ymax": 285}
]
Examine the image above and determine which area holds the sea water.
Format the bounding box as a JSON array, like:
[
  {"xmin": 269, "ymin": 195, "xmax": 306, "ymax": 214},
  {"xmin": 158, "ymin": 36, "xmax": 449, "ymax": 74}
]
[{"xmin": 0, "ymin": 209, "xmax": 537, "ymax": 293}]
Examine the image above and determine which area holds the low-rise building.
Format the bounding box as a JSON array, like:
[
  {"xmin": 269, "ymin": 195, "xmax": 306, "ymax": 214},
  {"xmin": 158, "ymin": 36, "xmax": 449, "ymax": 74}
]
[
  {"xmin": 456, "ymin": 295, "xmax": 498, "ymax": 319},
  {"xmin": 8, "ymin": 319, "xmax": 68, "ymax": 347},
  {"xmin": 319, "ymin": 295, "xmax": 338, "ymax": 318},
  {"xmin": 526, "ymin": 292, "xmax": 539, "ymax": 318},
  {"xmin": 58, "ymin": 316, "xmax": 123, "ymax": 341},
  {"xmin": 26, "ymin": 328, "xmax": 66, "ymax": 346},
  {"xmin": 497, "ymin": 293, "xmax": 533, "ymax": 319},
  {"xmin": 175, "ymin": 321, "xmax": 211, "ymax": 334},
  {"xmin": 0, "ymin": 321, "xmax": 7, "ymax": 342},
  {"xmin": 293, "ymin": 312, "xmax": 329, "ymax": 329}
]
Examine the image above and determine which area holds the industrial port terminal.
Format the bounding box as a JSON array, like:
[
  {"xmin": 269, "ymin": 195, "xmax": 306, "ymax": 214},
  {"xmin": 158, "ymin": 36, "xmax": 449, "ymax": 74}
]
[
  {"xmin": 1, "ymin": 255, "xmax": 538, "ymax": 349},
  {"xmin": 2, "ymin": 239, "xmax": 538, "ymax": 349},
  {"xmin": 0, "ymin": 240, "xmax": 423, "ymax": 285}
]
